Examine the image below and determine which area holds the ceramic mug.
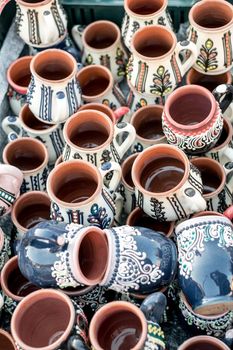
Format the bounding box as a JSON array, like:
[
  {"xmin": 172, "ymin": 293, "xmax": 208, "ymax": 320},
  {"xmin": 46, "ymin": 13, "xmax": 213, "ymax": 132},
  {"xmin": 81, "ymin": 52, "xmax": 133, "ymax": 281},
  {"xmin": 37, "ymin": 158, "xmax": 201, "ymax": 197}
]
[
  {"xmin": 190, "ymin": 157, "xmax": 232, "ymax": 214},
  {"xmin": 7, "ymin": 56, "xmax": 32, "ymax": 115},
  {"xmin": 27, "ymin": 49, "xmax": 81, "ymax": 124},
  {"xmin": 188, "ymin": 0, "xmax": 233, "ymax": 75},
  {"xmin": 0, "ymin": 227, "xmax": 10, "ymax": 272},
  {"xmin": 11, "ymin": 191, "xmax": 51, "ymax": 240},
  {"xmin": 11, "ymin": 289, "xmax": 89, "ymax": 350},
  {"xmin": 132, "ymin": 144, "xmax": 206, "ymax": 222},
  {"xmin": 15, "ymin": 0, "xmax": 67, "ymax": 47},
  {"xmin": 0, "ymin": 329, "xmax": 16, "ymax": 350},
  {"xmin": 127, "ymin": 25, "xmax": 197, "ymax": 96},
  {"xmin": 72, "ymin": 20, "xmax": 127, "ymax": 82},
  {"xmin": 76, "ymin": 65, "xmax": 126, "ymax": 110},
  {"xmin": 162, "ymin": 85, "xmax": 226, "ymax": 155},
  {"xmin": 0, "ymin": 164, "xmax": 23, "ymax": 216},
  {"xmin": 176, "ymin": 215, "xmax": 233, "ymax": 316},
  {"xmin": 2, "ymin": 104, "xmax": 65, "ymax": 164},
  {"xmin": 62, "ymin": 110, "xmax": 136, "ymax": 166},
  {"xmin": 2, "ymin": 138, "xmax": 50, "ymax": 193},
  {"xmin": 121, "ymin": 0, "xmax": 173, "ymax": 50},
  {"xmin": 47, "ymin": 159, "xmax": 121, "ymax": 226},
  {"xmin": 178, "ymin": 336, "xmax": 230, "ymax": 350},
  {"xmin": 79, "ymin": 102, "xmax": 130, "ymax": 124},
  {"xmin": 131, "ymin": 105, "xmax": 166, "ymax": 153}
]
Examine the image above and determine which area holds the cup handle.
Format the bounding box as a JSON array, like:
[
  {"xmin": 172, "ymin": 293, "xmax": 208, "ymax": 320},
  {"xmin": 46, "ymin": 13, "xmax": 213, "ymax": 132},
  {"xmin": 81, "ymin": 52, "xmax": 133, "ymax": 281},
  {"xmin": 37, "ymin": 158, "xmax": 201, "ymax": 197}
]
[
  {"xmin": 67, "ymin": 335, "xmax": 90, "ymax": 350},
  {"xmin": 223, "ymin": 161, "xmax": 233, "ymax": 184},
  {"xmin": 112, "ymin": 192, "xmax": 124, "ymax": 225},
  {"xmin": 2, "ymin": 116, "xmax": 23, "ymax": 138},
  {"xmin": 175, "ymin": 40, "xmax": 198, "ymax": 77},
  {"xmin": 71, "ymin": 25, "xmax": 86, "ymax": 51},
  {"xmin": 112, "ymin": 122, "xmax": 136, "ymax": 161},
  {"xmin": 212, "ymin": 84, "xmax": 233, "ymax": 114},
  {"xmin": 99, "ymin": 161, "xmax": 122, "ymax": 192},
  {"xmin": 114, "ymin": 107, "xmax": 130, "ymax": 123}
]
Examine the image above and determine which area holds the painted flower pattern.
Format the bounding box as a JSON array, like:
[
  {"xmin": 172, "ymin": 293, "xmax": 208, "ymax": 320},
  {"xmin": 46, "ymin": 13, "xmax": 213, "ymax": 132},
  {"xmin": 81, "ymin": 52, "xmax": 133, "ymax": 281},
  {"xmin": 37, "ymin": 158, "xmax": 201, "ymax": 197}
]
[
  {"xmin": 150, "ymin": 66, "xmax": 172, "ymax": 96},
  {"xmin": 196, "ymin": 39, "xmax": 218, "ymax": 73}
]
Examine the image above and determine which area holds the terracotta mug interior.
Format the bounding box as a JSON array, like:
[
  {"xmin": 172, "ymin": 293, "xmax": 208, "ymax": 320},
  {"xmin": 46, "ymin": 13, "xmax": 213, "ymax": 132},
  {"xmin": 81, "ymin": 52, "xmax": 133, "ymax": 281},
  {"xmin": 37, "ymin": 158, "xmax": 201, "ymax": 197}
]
[
  {"xmin": 3, "ymin": 138, "xmax": 48, "ymax": 173},
  {"xmin": 190, "ymin": 158, "xmax": 225, "ymax": 199},
  {"xmin": 126, "ymin": 207, "xmax": 174, "ymax": 237},
  {"xmin": 1, "ymin": 256, "xmax": 40, "ymax": 302},
  {"xmin": 31, "ymin": 49, "xmax": 76, "ymax": 82},
  {"xmin": 11, "ymin": 290, "xmax": 75, "ymax": 349},
  {"xmin": 187, "ymin": 69, "xmax": 232, "ymax": 92},
  {"xmin": 7, "ymin": 56, "xmax": 32, "ymax": 93},
  {"xmin": 79, "ymin": 103, "xmax": 116, "ymax": 124},
  {"xmin": 64, "ymin": 110, "xmax": 112, "ymax": 150},
  {"xmin": 83, "ymin": 21, "xmax": 119, "ymax": 49},
  {"xmin": 11, "ymin": 191, "xmax": 51, "ymax": 232},
  {"xmin": 132, "ymin": 25, "xmax": 175, "ymax": 58},
  {"xmin": 77, "ymin": 65, "xmax": 112, "ymax": 98},
  {"xmin": 178, "ymin": 335, "xmax": 230, "ymax": 350},
  {"xmin": 131, "ymin": 105, "xmax": 165, "ymax": 141},
  {"xmin": 211, "ymin": 117, "xmax": 233, "ymax": 151},
  {"xmin": 20, "ymin": 104, "xmax": 54, "ymax": 131},
  {"xmin": 89, "ymin": 301, "xmax": 147, "ymax": 350},
  {"xmin": 126, "ymin": 0, "xmax": 166, "ymax": 16},
  {"xmin": 190, "ymin": 0, "xmax": 233, "ymax": 29},
  {"xmin": 122, "ymin": 153, "xmax": 138, "ymax": 189},
  {"xmin": 0, "ymin": 329, "xmax": 16, "ymax": 350},
  {"xmin": 132, "ymin": 145, "xmax": 188, "ymax": 195}
]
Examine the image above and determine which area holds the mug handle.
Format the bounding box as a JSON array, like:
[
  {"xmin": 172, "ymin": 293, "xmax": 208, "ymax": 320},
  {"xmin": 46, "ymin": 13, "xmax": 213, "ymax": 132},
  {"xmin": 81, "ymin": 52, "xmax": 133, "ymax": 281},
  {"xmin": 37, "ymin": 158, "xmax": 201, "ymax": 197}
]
[
  {"xmin": 71, "ymin": 25, "xmax": 86, "ymax": 51},
  {"xmin": 112, "ymin": 192, "xmax": 124, "ymax": 225},
  {"xmin": 2, "ymin": 116, "xmax": 23, "ymax": 138},
  {"xmin": 99, "ymin": 161, "xmax": 122, "ymax": 192},
  {"xmin": 67, "ymin": 335, "xmax": 90, "ymax": 350},
  {"xmin": 212, "ymin": 84, "xmax": 233, "ymax": 113},
  {"xmin": 223, "ymin": 160, "xmax": 233, "ymax": 184},
  {"xmin": 114, "ymin": 107, "xmax": 130, "ymax": 123},
  {"xmin": 112, "ymin": 122, "xmax": 136, "ymax": 161},
  {"xmin": 175, "ymin": 40, "xmax": 198, "ymax": 77}
]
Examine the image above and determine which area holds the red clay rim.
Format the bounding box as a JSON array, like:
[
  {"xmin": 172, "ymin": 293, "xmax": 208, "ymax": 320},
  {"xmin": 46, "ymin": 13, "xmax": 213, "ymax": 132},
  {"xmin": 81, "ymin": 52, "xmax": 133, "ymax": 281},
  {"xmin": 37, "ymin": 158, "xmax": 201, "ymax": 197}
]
[
  {"xmin": 7, "ymin": 56, "xmax": 32, "ymax": 94},
  {"xmin": 79, "ymin": 103, "xmax": 116, "ymax": 124},
  {"xmin": 124, "ymin": 0, "xmax": 168, "ymax": 19},
  {"xmin": 16, "ymin": 0, "xmax": 51, "ymax": 7},
  {"xmin": 121, "ymin": 153, "xmax": 139, "ymax": 190},
  {"xmin": 186, "ymin": 68, "xmax": 232, "ymax": 86},
  {"xmin": 178, "ymin": 335, "xmax": 230, "ymax": 350},
  {"xmin": 0, "ymin": 329, "xmax": 17, "ymax": 350},
  {"xmin": 1, "ymin": 256, "xmax": 23, "ymax": 302}
]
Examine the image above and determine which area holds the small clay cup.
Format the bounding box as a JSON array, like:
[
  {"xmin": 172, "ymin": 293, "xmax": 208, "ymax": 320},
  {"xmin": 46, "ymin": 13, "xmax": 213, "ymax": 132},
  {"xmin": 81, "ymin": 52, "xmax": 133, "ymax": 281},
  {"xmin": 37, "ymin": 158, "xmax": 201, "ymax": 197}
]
[
  {"xmin": 11, "ymin": 191, "xmax": 51, "ymax": 239},
  {"xmin": 79, "ymin": 103, "xmax": 130, "ymax": 124},
  {"xmin": 120, "ymin": 153, "xmax": 138, "ymax": 214},
  {"xmin": 186, "ymin": 68, "xmax": 232, "ymax": 92},
  {"xmin": 178, "ymin": 335, "xmax": 230, "ymax": 350},
  {"xmin": 126, "ymin": 207, "xmax": 175, "ymax": 238},
  {"xmin": 0, "ymin": 329, "xmax": 16, "ymax": 350}
]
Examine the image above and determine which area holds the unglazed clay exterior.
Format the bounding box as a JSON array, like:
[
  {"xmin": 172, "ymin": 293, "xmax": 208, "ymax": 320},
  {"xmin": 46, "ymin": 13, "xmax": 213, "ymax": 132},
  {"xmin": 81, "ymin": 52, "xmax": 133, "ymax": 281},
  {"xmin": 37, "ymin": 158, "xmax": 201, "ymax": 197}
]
[{"xmin": 15, "ymin": 0, "xmax": 67, "ymax": 47}]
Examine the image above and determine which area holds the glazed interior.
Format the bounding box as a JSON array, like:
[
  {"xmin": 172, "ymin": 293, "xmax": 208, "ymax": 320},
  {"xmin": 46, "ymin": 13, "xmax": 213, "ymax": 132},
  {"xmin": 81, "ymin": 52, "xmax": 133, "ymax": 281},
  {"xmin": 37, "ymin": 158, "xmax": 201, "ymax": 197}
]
[
  {"xmin": 65, "ymin": 110, "xmax": 111, "ymax": 149},
  {"xmin": 21, "ymin": 105, "xmax": 53, "ymax": 131},
  {"xmin": 79, "ymin": 103, "xmax": 115, "ymax": 124},
  {"xmin": 187, "ymin": 69, "xmax": 231, "ymax": 92},
  {"xmin": 192, "ymin": 1, "xmax": 233, "ymax": 29},
  {"xmin": 33, "ymin": 50, "xmax": 75, "ymax": 81},
  {"xmin": 77, "ymin": 66, "xmax": 111, "ymax": 97},
  {"xmin": 133, "ymin": 26, "xmax": 174, "ymax": 58},
  {"xmin": 127, "ymin": 0, "xmax": 165, "ymax": 15},
  {"xmin": 167, "ymin": 86, "xmax": 213, "ymax": 127},
  {"xmin": 3, "ymin": 138, "xmax": 47, "ymax": 172},
  {"xmin": 13, "ymin": 293, "xmax": 72, "ymax": 347},
  {"xmin": 84, "ymin": 21, "xmax": 118, "ymax": 49},
  {"xmin": 13, "ymin": 192, "xmax": 50, "ymax": 230},
  {"xmin": 122, "ymin": 154, "xmax": 138, "ymax": 188},
  {"xmin": 8, "ymin": 57, "xmax": 32, "ymax": 88},
  {"xmin": 132, "ymin": 106, "xmax": 164, "ymax": 140},
  {"xmin": 180, "ymin": 338, "xmax": 227, "ymax": 350},
  {"xmin": 0, "ymin": 331, "xmax": 15, "ymax": 350},
  {"xmin": 49, "ymin": 161, "xmax": 100, "ymax": 205}
]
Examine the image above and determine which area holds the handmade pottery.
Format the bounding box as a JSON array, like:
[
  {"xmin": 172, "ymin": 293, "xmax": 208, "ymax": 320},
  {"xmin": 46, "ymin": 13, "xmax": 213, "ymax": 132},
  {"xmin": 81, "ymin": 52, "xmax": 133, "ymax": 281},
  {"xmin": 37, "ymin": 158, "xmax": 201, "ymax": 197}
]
[
  {"xmin": 0, "ymin": 228, "xmax": 10, "ymax": 272},
  {"xmin": 2, "ymin": 105, "xmax": 65, "ymax": 164},
  {"xmin": 2, "ymin": 138, "xmax": 50, "ymax": 193},
  {"xmin": 0, "ymin": 164, "xmax": 23, "ymax": 216},
  {"xmin": 178, "ymin": 335, "xmax": 230, "ymax": 350},
  {"xmin": 131, "ymin": 105, "xmax": 166, "ymax": 153},
  {"xmin": 11, "ymin": 191, "xmax": 51, "ymax": 240},
  {"xmin": 62, "ymin": 110, "xmax": 136, "ymax": 166},
  {"xmin": 162, "ymin": 85, "xmax": 224, "ymax": 155},
  {"xmin": 89, "ymin": 294, "xmax": 167, "ymax": 350},
  {"xmin": 176, "ymin": 215, "xmax": 233, "ymax": 316},
  {"xmin": 79, "ymin": 102, "xmax": 130, "ymax": 124},
  {"xmin": 76, "ymin": 65, "xmax": 126, "ymax": 109},
  {"xmin": 178, "ymin": 292, "xmax": 233, "ymax": 337},
  {"xmin": 47, "ymin": 160, "xmax": 121, "ymax": 226},
  {"xmin": 72, "ymin": 20, "xmax": 127, "ymax": 82},
  {"xmin": 190, "ymin": 157, "xmax": 232, "ymax": 214},
  {"xmin": 127, "ymin": 25, "xmax": 197, "ymax": 96},
  {"xmin": 126, "ymin": 207, "xmax": 175, "ymax": 238},
  {"xmin": 131, "ymin": 144, "xmax": 206, "ymax": 222},
  {"xmin": 0, "ymin": 329, "xmax": 16, "ymax": 350},
  {"xmin": 121, "ymin": 0, "xmax": 173, "ymax": 49},
  {"xmin": 188, "ymin": 0, "xmax": 233, "ymax": 75},
  {"xmin": 11, "ymin": 289, "xmax": 89, "ymax": 350},
  {"xmin": 7, "ymin": 56, "xmax": 32, "ymax": 115},
  {"xmin": 15, "ymin": 0, "xmax": 67, "ymax": 47},
  {"xmin": 27, "ymin": 49, "xmax": 81, "ymax": 124}
]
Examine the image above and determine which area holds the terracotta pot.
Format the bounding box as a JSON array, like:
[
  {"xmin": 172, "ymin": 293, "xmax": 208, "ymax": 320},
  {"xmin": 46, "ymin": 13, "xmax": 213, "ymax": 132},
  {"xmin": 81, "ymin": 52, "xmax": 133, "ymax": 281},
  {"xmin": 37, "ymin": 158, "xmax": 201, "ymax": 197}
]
[
  {"xmin": 126, "ymin": 207, "xmax": 175, "ymax": 238},
  {"xmin": 162, "ymin": 85, "xmax": 224, "ymax": 154},
  {"xmin": 0, "ymin": 329, "xmax": 16, "ymax": 350},
  {"xmin": 178, "ymin": 335, "xmax": 230, "ymax": 350},
  {"xmin": 7, "ymin": 56, "xmax": 32, "ymax": 115},
  {"xmin": 76, "ymin": 65, "xmax": 126, "ymax": 109},
  {"xmin": 3, "ymin": 137, "xmax": 49, "ymax": 193},
  {"xmin": 28, "ymin": 49, "xmax": 81, "ymax": 124},
  {"xmin": 11, "ymin": 191, "xmax": 51, "ymax": 239},
  {"xmin": 188, "ymin": 0, "xmax": 233, "ymax": 75}
]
